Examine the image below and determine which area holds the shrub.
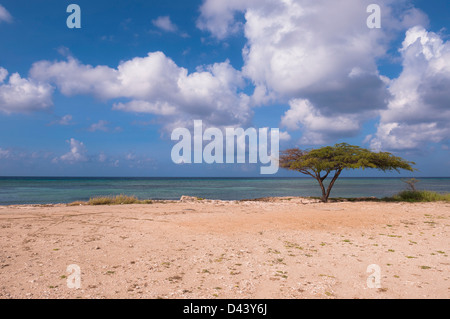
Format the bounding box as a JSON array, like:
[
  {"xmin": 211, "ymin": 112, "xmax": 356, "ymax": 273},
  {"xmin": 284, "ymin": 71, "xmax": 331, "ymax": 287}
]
[
  {"xmin": 391, "ymin": 190, "xmax": 450, "ymax": 202},
  {"xmin": 113, "ymin": 194, "xmax": 140, "ymax": 204},
  {"xmin": 88, "ymin": 194, "xmax": 140, "ymax": 205},
  {"xmin": 67, "ymin": 201, "xmax": 87, "ymax": 206},
  {"xmin": 88, "ymin": 196, "xmax": 115, "ymax": 205}
]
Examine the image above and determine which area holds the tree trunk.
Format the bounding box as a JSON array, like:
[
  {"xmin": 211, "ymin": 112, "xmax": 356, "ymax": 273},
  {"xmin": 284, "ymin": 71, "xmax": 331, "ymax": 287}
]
[
  {"xmin": 316, "ymin": 169, "xmax": 342, "ymax": 203},
  {"xmin": 325, "ymin": 170, "xmax": 342, "ymax": 202},
  {"xmin": 316, "ymin": 178, "xmax": 328, "ymax": 203}
]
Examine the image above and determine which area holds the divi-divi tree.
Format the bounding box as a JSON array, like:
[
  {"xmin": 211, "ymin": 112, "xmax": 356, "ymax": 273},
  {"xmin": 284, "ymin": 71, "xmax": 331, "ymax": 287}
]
[{"xmin": 279, "ymin": 143, "xmax": 416, "ymax": 202}]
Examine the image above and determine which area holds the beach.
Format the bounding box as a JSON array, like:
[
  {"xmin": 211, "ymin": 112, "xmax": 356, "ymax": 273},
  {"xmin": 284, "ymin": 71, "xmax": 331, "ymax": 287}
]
[{"xmin": 0, "ymin": 197, "xmax": 448, "ymax": 299}]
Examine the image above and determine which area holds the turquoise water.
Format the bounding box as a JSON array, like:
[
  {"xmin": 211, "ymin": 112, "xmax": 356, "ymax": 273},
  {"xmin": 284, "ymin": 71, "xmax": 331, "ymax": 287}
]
[{"xmin": 0, "ymin": 177, "xmax": 448, "ymax": 205}]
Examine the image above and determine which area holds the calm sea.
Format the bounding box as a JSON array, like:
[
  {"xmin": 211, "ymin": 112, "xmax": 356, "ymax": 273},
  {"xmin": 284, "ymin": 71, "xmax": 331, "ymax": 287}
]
[{"xmin": 0, "ymin": 177, "xmax": 449, "ymax": 205}]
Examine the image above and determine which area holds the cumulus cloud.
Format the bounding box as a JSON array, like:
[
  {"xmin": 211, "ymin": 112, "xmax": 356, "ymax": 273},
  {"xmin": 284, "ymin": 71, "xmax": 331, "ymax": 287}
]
[
  {"xmin": 55, "ymin": 138, "xmax": 88, "ymax": 163},
  {"xmin": 0, "ymin": 67, "xmax": 7, "ymax": 82},
  {"xmin": 240, "ymin": 0, "xmax": 409, "ymax": 104},
  {"xmin": 197, "ymin": 0, "xmax": 427, "ymax": 143},
  {"xmin": 198, "ymin": 0, "xmax": 428, "ymax": 42},
  {"xmin": 3, "ymin": 0, "xmax": 440, "ymax": 155},
  {"xmin": 198, "ymin": 0, "xmax": 428, "ymax": 145},
  {"xmin": 152, "ymin": 15, "xmax": 189, "ymax": 37},
  {"xmin": 30, "ymin": 52, "xmax": 252, "ymax": 130},
  {"xmin": 197, "ymin": 0, "xmax": 260, "ymax": 39},
  {"xmin": 0, "ymin": 147, "xmax": 10, "ymax": 159},
  {"xmin": 58, "ymin": 114, "xmax": 73, "ymax": 125},
  {"xmin": 152, "ymin": 16, "xmax": 178, "ymax": 33},
  {"xmin": 369, "ymin": 26, "xmax": 450, "ymax": 151},
  {"xmin": 98, "ymin": 152, "xmax": 107, "ymax": 163},
  {"xmin": 112, "ymin": 100, "xmax": 177, "ymax": 116},
  {"xmin": 29, "ymin": 57, "xmax": 118, "ymax": 99},
  {"xmin": 88, "ymin": 120, "xmax": 110, "ymax": 132},
  {"xmin": 49, "ymin": 114, "xmax": 73, "ymax": 126},
  {"xmin": 281, "ymin": 99, "xmax": 362, "ymax": 144},
  {"xmin": 279, "ymin": 131, "xmax": 291, "ymax": 141},
  {"xmin": 0, "ymin": 69, "xmax": 54, "ymax": 114},
  {"xmin": 0, "ymin": 5, "xmax": 12, "ymax": 23}
]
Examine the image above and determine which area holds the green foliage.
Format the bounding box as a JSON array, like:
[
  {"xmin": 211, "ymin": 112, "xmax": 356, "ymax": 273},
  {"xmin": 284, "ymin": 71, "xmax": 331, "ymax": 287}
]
[
  {"xmin": 87, "ymin": 194, "xmax": 152, "ymax": 205},
  {"xmin": 402, "ymin": 178, "xmax": 420, "ymax": 191},
  {"xmin": 281, "ymin": 143, "xmax": 415, "ymax": 174},
  {"xmin": 280, "ymin": 143, "xmax": 416, "ymax": 202},
  {"xmin": 390, "ymin": 190, "xmax": 450, "ymax": 202}
]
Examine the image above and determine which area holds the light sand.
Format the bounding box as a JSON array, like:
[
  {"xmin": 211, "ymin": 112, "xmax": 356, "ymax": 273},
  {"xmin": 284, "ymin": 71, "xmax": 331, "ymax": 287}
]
[{"xmin": 0, "ymin": 197, "xmax": 448, "ymax": 299}]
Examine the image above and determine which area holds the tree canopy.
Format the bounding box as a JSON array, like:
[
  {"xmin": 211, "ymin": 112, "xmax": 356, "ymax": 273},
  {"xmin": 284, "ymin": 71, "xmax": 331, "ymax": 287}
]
[{"xmin": 280, "ymin": 143, "xmax": 416, "ymax": 202}]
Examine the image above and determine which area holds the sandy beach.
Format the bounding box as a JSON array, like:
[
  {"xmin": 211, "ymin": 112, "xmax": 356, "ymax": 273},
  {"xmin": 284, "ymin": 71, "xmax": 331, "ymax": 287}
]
[{"xmin": 0, "ymin": 197, "xmax": 448, "ymax": 299}]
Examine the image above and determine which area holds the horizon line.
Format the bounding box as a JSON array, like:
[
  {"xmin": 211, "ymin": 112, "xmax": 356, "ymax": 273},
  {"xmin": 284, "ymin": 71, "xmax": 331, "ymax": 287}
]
[{"xmin": 1, "ymin": 176, "xmax": 449, "ymax": 179}]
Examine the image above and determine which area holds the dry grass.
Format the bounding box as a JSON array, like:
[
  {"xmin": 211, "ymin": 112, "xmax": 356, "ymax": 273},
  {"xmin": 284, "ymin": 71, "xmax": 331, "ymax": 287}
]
[
  {"xmin": 66, "ymin": 201, "xmax": 87, "ymax": 206},
  {"xmin": 388, "ymin": 190, "xmax": 450, "ymax": 202},
  {"xmin": 67, "ymin": 195, "xmax": 153, "ymax": 206}
]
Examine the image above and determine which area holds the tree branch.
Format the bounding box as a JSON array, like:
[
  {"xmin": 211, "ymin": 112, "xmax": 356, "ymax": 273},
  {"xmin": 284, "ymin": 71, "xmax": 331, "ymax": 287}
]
[{"xmin": 325, "ymin": 169, "xmax": 343, "ymax": 201}]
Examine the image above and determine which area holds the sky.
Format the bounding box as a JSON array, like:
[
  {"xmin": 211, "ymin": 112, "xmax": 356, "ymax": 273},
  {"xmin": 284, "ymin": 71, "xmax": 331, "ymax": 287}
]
[{"xmin": 0, "ymin": 0, "xmax": 449, "ymax": 177}]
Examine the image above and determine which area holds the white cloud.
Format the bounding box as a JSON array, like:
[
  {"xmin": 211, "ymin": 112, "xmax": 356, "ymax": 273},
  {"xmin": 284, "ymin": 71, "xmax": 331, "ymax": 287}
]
[
  {"xmin": 3, "ymin": 0, "xmax": 439, "ymax": 155},
  {"xmin": 0, "ymin": 67, "xmax": 7, "ymax": 82},
  {"xmin": 30, "ymin": 52, "xmax": 252, "ymax": 130},
  {"xmin": 49, "ymin": 114, "xmax": 73, "ymax": 126},
  {"xmin": 112, "ymin": 100, "xmax": 177, "ymax": 116},
  {"xmin": 0, "ymin": 5, "xmax": 12, "ymax": 23},
  {"xmin": 59, "ymin": 114, "xmax": 73, "ymax": 125},
  {"xmin": 56, "ymin": 138, "xmax": 88, "ymax": 163},
  {"xmin": 88, "ymin": 120, "xmax": 109, "ymax": 132},
  {"xmin": 369, "ymin": 26, "xmax": 450, "ymax": 151},
  {"xmin": 0, "ymin": 148, "xmax": 10, "ymax": 159},
  {"xmin": 29, "ymin": 57, "xmax": 118, "ymax": 99},
  {"xmin": 98, "ymin": 152, "xmax": 107, "ymax": 163},
  {"xmin": 279, "ymin": 131, "xmax": 291, "ymax": 141},
  {"xmin": 370, "ymin": 122, "xmax": 448, "ymax": 151},
  {"xmin": 0, "ymin": 70, "xmax": 54, "ymax": 114},
  {"xmin": 240, "ymin": 0, "xmax": 401, "ymax": 105},
  {"xmin": 198, "ymin": 0, "xmax": 428, "ymax": 41},
  {"xmin": 197, "ymin": 0, "xmax": 260, "ymax": 39},
  {"xmin": 198, "ymin": 0, "xmax": 429, "ymax": 145},
  {"xmin": 152, "ymin": 16, "xmax": 178, "ymax": 33},
  {"xmin": 281, "ymin": 99, "xmax": 362, "ymax": 144}
]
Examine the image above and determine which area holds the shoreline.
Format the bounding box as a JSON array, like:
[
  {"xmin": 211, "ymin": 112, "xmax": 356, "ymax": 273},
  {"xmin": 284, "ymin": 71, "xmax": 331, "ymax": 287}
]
[
  {"xmin": 0, "ymin": 196, "xmax": 326, "ymax": 207},
  {"xmin": 1, "ymin": 198, "xmax": 448, "ymax": 299},
  {"xmin": 0, "ymin": 196, "xmax": 336, "ymax": 208},
  {"xmin": 1, "ymin": 177, "xmax": 449, "ymax": 207},
  {"xmin": 0, "ymin": 193, "xmax": 438, "ymax": 208}
]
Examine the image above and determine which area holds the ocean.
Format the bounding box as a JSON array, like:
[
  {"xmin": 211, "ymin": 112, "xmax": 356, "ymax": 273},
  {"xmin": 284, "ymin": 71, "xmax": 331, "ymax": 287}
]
[{"xmin": 0, "ymin": 177, "xmax": 449, "ymax": 205}]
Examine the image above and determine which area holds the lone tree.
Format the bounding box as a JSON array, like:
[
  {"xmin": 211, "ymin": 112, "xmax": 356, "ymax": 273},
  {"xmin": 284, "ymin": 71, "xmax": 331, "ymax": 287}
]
[
  {"xmin": 280, "ymin": 143, "xmax": 415, "ymax": 202},
  {"xmin": 402, "ymin": 178, "xmax": 420, "ymax": 192}
]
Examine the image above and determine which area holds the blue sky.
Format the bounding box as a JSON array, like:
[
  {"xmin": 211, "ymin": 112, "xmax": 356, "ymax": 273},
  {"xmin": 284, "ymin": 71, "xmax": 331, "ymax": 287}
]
[{"xmin": 0, "ymin": 0, "xmax": 449, "ymax": 177}]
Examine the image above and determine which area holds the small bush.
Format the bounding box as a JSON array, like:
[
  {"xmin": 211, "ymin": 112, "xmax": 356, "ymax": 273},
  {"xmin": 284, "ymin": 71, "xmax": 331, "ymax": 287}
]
[
  {"xmin": 88, "ymin": 194, "xmax": 141, "ymax": 205},
  {"xmin": 67, "ymin": 201, "xmax": 87, "ymax": 206},
  {"xmin": 88, "ymin": 196, "xmax": 114, "ymax": 205},
  {"xmin": 114, "ymin": 194, "xmax": 140, "ymax": 204},
  {"xmin": 391, "ymin": 190, "xmax": 450, "ymax": 202}
]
